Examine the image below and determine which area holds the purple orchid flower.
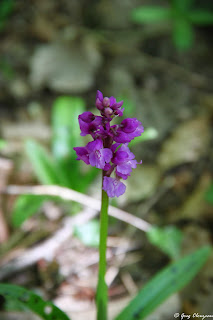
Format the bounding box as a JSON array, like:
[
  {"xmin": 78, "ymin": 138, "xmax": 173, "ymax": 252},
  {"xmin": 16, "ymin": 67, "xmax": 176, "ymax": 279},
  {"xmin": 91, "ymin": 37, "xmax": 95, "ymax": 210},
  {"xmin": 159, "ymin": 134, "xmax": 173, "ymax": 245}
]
[
  {"xmin": 74, "ymin": 139, "xmax": 112, "ymax": 170},
  {"xmin": 112, "ymin": 144, "xmax": 142, "ymax": 180},
  {"xmin": 113, "ymin": 118, "xmax": 144, "ymax": 143},
  {"xmin": 78, "ymin": 111, "xmax": 103, "ymax": 138}
]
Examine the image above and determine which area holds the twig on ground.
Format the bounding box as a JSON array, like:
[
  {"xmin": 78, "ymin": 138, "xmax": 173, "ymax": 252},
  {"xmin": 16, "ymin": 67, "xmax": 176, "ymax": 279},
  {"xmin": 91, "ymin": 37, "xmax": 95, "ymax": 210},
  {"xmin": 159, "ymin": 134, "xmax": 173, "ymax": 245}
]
[
  {"xmin": 3, "ymin": 184, "xmax": 152, "ymax": 232},
  {"xmin": 0, "ymin": 185, "xmax": 151, "ymax": 280}
]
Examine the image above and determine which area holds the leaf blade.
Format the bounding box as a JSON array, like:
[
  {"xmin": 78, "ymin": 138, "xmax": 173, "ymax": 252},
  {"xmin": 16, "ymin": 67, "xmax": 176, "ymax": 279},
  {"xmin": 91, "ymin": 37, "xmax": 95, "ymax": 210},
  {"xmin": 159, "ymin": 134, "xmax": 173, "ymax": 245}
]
[
  {"xmin": 115, "ymin": 246, "xmax": 211, "ymax": 320},
  {"xmin": 0, "ymin": 283, "xmax": 70, "ymax": 320}
]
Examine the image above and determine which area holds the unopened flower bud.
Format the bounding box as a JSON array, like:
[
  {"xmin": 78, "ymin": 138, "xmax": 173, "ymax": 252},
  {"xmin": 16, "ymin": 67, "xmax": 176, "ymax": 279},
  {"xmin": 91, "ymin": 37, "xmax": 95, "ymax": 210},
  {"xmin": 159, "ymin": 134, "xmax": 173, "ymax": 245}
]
[
  {"xmin": 103, "ymin": 97, "xmax": 110, "ymax": 107},
  {"xmin": 104, "ymin": 107, "xmax": 113, "ymax": 117}
]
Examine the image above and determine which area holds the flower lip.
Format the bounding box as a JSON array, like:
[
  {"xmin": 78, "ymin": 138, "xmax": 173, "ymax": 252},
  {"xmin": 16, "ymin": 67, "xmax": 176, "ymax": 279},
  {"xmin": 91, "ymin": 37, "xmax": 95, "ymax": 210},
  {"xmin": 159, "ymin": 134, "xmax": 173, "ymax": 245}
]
[{"xmin": 103, "ymin": 176, "xmax": 126, "ymax": 198}]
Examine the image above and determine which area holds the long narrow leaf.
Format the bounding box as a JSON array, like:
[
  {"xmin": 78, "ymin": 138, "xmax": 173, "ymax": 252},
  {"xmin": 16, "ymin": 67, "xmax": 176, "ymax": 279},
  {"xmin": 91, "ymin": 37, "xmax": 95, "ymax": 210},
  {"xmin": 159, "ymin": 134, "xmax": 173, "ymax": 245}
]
[
  {"xmin": 115, "ymin": 246, "xmax": 211, "ymax": 320},
  {"xmin": 0, "ymin": 283, "xmax": 70, "ymax": 320}
]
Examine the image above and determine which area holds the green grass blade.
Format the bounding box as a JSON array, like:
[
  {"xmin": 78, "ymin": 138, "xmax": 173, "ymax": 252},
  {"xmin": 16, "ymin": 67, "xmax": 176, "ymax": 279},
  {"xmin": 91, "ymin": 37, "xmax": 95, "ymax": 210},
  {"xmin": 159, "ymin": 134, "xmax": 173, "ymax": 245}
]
[
  {"xmin": 0, "ymin": 283, "xmax": 70, "ymax": 320},
  {"xmin": 115, "ymin": 246, "xmax": 211, "ymax": 320}
]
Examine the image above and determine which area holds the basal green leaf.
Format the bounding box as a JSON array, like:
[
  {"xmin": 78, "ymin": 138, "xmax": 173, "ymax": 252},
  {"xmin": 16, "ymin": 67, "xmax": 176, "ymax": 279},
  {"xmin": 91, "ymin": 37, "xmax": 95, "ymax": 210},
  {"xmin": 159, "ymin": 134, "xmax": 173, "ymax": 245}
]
[
  {"xmin": 131, "ymin": 6, "xmax": 172, "ymax": 24},
  {"xmin": 115, "ymin": 246, "xmax": 211, "ymax": 320},
  {"xmin": 0, "ymin": 283, "xmax": 70, "ymax": 320}
]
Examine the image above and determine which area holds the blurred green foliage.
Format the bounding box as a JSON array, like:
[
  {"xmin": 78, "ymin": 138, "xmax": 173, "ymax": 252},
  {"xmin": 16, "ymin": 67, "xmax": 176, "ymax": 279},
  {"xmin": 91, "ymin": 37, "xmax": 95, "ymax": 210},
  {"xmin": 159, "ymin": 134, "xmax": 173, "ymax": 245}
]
[
  {"xmin": 205, "ymin": 182, "xmax": 213, "ymax": 205},
  {"xmin": 131, "ymin": 0, "xmax": 213, "ymax": 50},
  {"xmin": 0, "ymin": 58, "xmax": 15, "ymax": 80},
  {"xmin": 0, "ymin": 139, "xmax": 7, "ymax": 150},
  {"xmin": 0, "ymin": 0, "xmax": 14, "ymax": 31},
  {"xmin": 74, "ymin": 219, "xmax": 100, "ymax": 247},
  {"xmin": 0, "ymin": 247, "xmax": 210, "ymax": 320},
  {"xmin": 0, "ymin": 284, "xmax": 70, "ymax": 320},
  {"xmin": 115, "ymin": 246, "xmax": 211, "ymax": 320},
  {"xmin": 11, "ymin": 96, "xmax": 98, "ymax": 227},
  {"xmin": 11, "ymin": 95, "xmax": 157, "ymax": 227}
]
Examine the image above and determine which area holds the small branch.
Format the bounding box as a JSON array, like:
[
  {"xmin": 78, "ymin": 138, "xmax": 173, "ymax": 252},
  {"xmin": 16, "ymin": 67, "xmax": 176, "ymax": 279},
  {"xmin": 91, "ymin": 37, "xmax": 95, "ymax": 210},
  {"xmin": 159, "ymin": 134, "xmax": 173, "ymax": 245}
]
[
  {"xmin": 0, "ymin": 158, "xmax": 13, "ymax": 243},
  {"xmin": 3, "ymin": 184, "xmax": 152, "ymax": 232}
]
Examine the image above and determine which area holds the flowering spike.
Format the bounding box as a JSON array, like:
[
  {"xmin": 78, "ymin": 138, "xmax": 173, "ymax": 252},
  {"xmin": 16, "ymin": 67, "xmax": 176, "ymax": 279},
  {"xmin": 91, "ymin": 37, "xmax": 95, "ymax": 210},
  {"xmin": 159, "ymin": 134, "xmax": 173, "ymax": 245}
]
[{"xmin": 73, "ymin": 90, "xmax": 143, "ymax": 197}]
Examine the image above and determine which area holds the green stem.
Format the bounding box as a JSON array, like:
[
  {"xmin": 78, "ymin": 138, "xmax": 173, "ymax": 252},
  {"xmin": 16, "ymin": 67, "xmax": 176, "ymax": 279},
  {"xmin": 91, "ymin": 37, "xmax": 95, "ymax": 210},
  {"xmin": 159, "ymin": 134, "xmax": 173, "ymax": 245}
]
[{"xmin": 96, "ymin": 172, "xmax": 109, "ymax": 320}]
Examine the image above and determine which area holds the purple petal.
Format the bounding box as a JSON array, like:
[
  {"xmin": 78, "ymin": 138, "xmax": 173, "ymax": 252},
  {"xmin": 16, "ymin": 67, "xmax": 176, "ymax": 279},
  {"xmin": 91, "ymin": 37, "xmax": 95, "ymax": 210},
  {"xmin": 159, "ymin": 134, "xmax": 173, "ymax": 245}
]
[
  {"xmin": 114, "ymin": 131, "xmax": 132, "ymax": 143},
  {"xmin": 116, "ymin": 163, "xmax": 132, "ymax": 175},
  {"xmin": 115, "ymin": 171, "xmax": 129, "ymax": 180},
  {"xmin": 101, "ymin": 148, "xmax": 113, "ymax": 163},
  {"xmin": 87, "ymin": 139, "xmax": 103, "ymax": 153},
  {"xmin": 79, "ymin": 111, "xmax": 95, "ymax": 123},
  {"xmin": 73, "ymin": 147, "xmax": 89, "ymax": 164},
  {"xmin": 113, "ymin": 151, "xmax": 129, "ymax": 164},
  {"xmin": 120, "ymin": 118, "xmax": 139, "ymax": 133},
  {"xmin": 103, "ymin": 163, "xmax": 111, "ymax": 171},
  {"xmin": 109, "ymin": 96, "xmax": 116, "ymax": 106},
  {"xmin": 119, "ymin": 144, "xmax": 135, "ymax": 159},
  {"xmin": 114, "ymin": 108, "xmax": 124, "ymax": 117},
  {"xmin": 96, "ymin": 90, "xmax": 103, "ymax": 101}
]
